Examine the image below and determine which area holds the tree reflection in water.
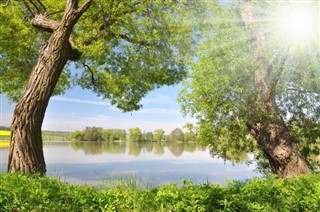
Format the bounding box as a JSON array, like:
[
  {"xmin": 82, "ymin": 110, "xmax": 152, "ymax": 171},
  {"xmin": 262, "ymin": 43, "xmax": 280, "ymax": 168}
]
[{"xmin": 69, "ymin": 141, "xmax": 249, "ymax": 163}]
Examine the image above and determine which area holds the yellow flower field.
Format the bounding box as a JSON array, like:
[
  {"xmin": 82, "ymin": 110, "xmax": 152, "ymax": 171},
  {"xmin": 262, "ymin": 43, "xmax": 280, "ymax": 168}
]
[
  {"xmin": 0, "ymin": 130, "xmax": 10, "ymax": 148},
  {"xmin": 0, "ymin": 130, "xmax": 10, "ymax": 136},
  {"xmin": 0, "ymin": 141, "xmax": 10, "ymax": 148}
]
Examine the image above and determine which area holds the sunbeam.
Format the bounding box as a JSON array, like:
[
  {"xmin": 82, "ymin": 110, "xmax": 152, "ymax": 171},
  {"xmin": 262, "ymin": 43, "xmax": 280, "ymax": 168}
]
[{"xmin": 269, "ymin": 1, "xmax": 319, "ymax": 53}]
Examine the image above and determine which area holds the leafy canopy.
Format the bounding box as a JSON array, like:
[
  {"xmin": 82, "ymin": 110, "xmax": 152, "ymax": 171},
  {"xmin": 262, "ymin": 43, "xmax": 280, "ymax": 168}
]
[
  {"xmin": 178, "ymin": 1, "xmax": 320, "ymax": 167},
  {"xmin": 0, "ymin": 0, "xmax": 207, "ymax": 111}
]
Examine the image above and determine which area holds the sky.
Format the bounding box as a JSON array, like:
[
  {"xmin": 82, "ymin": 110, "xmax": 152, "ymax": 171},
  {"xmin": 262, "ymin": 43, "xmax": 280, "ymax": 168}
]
[{"xmin": 0, "ymin": 85, "xmax": 194, "ymax": 133}]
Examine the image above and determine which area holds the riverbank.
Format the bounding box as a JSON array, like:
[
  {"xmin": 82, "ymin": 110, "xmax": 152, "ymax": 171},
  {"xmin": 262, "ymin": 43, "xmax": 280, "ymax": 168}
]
[{"xmin": 0, "ymin": 173, "xmax": 319, "ymax": 211}]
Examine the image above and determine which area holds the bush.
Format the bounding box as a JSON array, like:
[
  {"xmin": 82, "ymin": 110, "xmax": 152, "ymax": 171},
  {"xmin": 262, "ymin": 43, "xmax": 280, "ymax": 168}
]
[{"xmin": 0, "ymin": 173, "xmax": 319, "ymax": 211}]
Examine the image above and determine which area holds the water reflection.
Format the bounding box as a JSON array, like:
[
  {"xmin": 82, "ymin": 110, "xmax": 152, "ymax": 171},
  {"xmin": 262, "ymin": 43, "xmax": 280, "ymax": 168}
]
[
  {"xmin": 1, "ymin": 141, "xmax": 258, "ymax": 186},
  {"xmin": 71, "ymin": 141, "xmax": 126, "ymax": 155},
  {"xmin": 69, "ymin": 141, "xmax": 210, "ymax": 158},
  {"xmin": 69, "ymin": 141, "xmax": 249, "ymax": 163}
]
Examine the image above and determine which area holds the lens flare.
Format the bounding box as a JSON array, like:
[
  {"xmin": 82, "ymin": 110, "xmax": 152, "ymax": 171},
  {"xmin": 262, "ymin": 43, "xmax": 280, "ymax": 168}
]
[
  {"xmin": 279, "ymin": 8, "xmax": 313, "ymax": 40},
  {"xmin": 270, "ymin": 2, "xmax": 319, "ymax": 51}
]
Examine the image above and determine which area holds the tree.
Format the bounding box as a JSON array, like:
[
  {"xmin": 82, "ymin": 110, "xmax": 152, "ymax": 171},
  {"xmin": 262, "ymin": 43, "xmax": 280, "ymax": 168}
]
[
  {"xmin": 1, "ymin": 0, "xmax": 205, "ymax": 174},
  {"xmin": 141, "ymin": 131, "xmax": 154, "ymax": 142},
  {"xmin": 179, "ymin": 1, "xmax": 320, "ymax": 177},
  {"xmin": 184, "ymin": 132, "xmax": 196, "ymax": 142},
  {"xmin": 153, "ymin": 129, "xmax": 165, "ymax": 142},
  {"xmin": 103, "ymin": 129, "xmax": 126, "ymax": 141},
  {"xmin": 128, "ymin": 127, "xmax": 142, "ymax": 142},
  {"xmin": 83, "ymin": 126, "xmax": 103, "ymax": 141},
  {"xmin": 70, "ymin": 130, "xmax": 85, "ymax": 141},
  {"xmin": 183, "ymin": 123, "xmax": 197, "ymax": 142},
  {"xmin": 168, "ymin": 128, "xmax": 185, "ymax": 142}
]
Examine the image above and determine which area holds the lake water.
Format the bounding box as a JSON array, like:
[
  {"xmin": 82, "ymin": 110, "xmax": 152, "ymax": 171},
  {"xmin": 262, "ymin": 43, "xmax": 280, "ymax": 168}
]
[{"xmin": 0, "ymin": 141, "xmax": 260, "ymax": 186}]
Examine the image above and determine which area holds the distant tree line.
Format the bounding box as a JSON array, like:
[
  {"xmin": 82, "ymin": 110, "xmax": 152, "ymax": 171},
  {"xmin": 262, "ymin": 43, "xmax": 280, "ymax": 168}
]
[
  {"xmin": 70, "ymin": 126, "xmax": 197, "ymax": 142},
  {"xmin": 0, "ymin": 126, "xmax": 10, "ymax": 131},
  {"xmin": 70, "ymin": 127, "xmax": 126, "ymax": 142}
]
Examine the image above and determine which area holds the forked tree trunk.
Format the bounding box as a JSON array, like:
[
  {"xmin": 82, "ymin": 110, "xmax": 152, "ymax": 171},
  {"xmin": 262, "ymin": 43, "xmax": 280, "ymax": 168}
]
[
  {"xmin": 240, "ymin": 1, "xmax": 310, "ymax": 177},
  {"xmin": 8, "ymin": 0, "xmax": 91, "ymax": 175}
]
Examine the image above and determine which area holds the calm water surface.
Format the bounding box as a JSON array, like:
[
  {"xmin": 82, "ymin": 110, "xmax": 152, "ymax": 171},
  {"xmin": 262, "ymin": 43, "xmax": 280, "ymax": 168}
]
[{"xmin": 0, "ymin": 141, "xmax": 260, "ymax": 186}]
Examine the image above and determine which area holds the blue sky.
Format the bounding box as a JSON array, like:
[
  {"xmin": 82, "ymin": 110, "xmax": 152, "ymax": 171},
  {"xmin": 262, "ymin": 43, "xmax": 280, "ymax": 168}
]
[{"xmin": 0, "ymin": 85, "xmax": 193, "ymax": 133}]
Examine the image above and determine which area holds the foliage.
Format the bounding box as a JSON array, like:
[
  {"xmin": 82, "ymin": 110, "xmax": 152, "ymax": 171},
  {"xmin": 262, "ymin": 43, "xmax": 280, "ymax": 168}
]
[
  {"xmin": 70, "ymin": 130, "xmax": 85, "ymax": 141},
  {"xmin": 128, "ymin": 127, "xmax": 142, "ymax": 142},
  {"xmin": 141, "ymin": 131, "xmax": 154, "ymax": 142},
  {"xmin": 70, "ymin": 127, "xmax": 104, "ymax": 141},
  {"xmin": 0, "ymin": 173, "xmax": 99, "ymax": 211},
  {"xmin": 103, "ymin": 129, "xmax": 126, "ymax": 142},
  {"xmin": 153, "ymin": 129, "xmax": 166, "ymax": 142},
  {"xmin": 287, "ymin": 118, "xmax": 320, "ymax": 172},
  {"xmin": 183, "ymin": 123, "xmax": 197, "ymax": 142},
  {"xmin": 178, "ymin": 1, "xmax": 320, "ymax": 171},
  {"xmin": 83, "ymin": 127, "xmax": 104, "ymax": 141},
  {"xmin": 1, "ymin": 0, "xmax": 207, "ymax": 111},
  {"xmin": 184, "ymin": 132, "xmax": 197, "ymax": 142},
  {"xmin": 1, "ymin": 173, "xmax": 320, "ymax": 211},
  {"xmin": 168, "ymin": 128, "xmax": 185, "ymax": 142}
]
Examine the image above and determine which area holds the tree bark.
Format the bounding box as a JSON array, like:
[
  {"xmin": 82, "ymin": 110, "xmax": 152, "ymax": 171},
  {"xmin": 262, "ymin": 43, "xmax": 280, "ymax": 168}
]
[
  {"xmin": 240, "ymin": 1, "xmax": 310, "ymax": 177},
  {"xmin": 8, "ymin": 0, "xmax": 91, "ymax": 175},
  {"xmin": 246, "ymin": 111, "xmax": 310, "ymax": 178}
]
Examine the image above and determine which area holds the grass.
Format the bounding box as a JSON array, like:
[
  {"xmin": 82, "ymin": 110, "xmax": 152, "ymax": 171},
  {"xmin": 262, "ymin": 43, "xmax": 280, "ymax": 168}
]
[
  {"xmin": 0, "ymin": 173, "xmax": 319, "ymax": 211},
  {"xmin": 0, "ymin": 130, "xmax": 70, "ymax": 144}
]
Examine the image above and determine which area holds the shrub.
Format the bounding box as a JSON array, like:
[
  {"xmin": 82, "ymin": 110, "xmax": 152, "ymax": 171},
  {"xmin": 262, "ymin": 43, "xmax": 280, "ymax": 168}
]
[{"xmin": 0, "ymin": 173, "xmax": 319, "ymax": 211}]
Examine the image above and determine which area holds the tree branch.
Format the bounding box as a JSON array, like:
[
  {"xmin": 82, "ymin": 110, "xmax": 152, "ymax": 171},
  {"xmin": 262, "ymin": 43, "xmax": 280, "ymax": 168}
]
[
  {"xmin": 81, "ymin": 62, "xmax": 97, "ymax": 85},
  {"xmin": 23, "ymin": 1, "xmax": 35, "ymax": 17},
  {"xmin": 3, "ymin": 0, "xmax": 11, "ymax": 7},
  {"xmin": 22, "ymin": 0, "xmax": 46, "ymax": 15},
  {"xmin": 76, "ymin": 0, "xmax": 92, "ymax": 15},
  {"xmin": 82, "ymin": 1, "xmax": 141, "ymax": 46},
  {"xmin": 65, "ymin": 0, "xmax": 79, "ymax": 11},
  {"xmin": 31, "ymin": 14, "xmax": 59, "ymax": 32},
  {"xmin": 46, "ymin": 9, "xmax": 65, "ymax": 17}
]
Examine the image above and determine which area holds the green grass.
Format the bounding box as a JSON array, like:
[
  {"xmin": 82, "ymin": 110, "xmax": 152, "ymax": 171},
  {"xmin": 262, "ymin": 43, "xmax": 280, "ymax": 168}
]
[
  {"xmin": 0, "ymin": 173, "xmax": 319, "ymax": 211},
  {"xmin": 0, "ymin": 130, "xmax": 70, "ymax": 142}
]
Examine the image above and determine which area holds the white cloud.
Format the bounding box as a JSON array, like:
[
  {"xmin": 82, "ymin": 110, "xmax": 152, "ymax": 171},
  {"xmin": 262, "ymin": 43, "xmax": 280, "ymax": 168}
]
[
  {"xmin": 51, "ymin": 96, "xmax": 181, "ymax": 116},
  {"xmin": 42, "ymin": 114, "xmax": 188, "ymax": 133},
  {"xmin": 2, "ymin": 93, "xmax": 192, "ymax": 132},
  {"xmin": 51, "ymin": 96, "xmax": 110, "ymax": 106},
  {"xmin": 52, "ymin": 94, "xmax": 177, "ymax": 107}
]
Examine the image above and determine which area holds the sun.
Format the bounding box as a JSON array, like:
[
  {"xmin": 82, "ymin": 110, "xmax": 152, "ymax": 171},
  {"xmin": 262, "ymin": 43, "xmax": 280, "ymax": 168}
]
[
  {"xmin": 270, "ymin": 1, "xmax": 319, "ymax": 51},
  {"xmin": 278, "ymin": 7, "xmax": 314, "ymax": 40}
]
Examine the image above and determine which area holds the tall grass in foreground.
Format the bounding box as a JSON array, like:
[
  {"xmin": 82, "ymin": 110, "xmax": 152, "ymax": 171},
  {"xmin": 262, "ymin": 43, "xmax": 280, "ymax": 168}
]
[
  {"xmin": 99, "ymin": 175, "xmax": 155, "ymax": 190},
  {"xmin": 0, "ymin": 173, "xmax": 319, "ymax": 211}
]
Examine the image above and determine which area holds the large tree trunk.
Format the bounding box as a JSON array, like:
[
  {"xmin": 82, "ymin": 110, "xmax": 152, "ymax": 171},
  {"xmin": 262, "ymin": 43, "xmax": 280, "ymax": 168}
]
[
  {"xmin": 246, "ymin": 110, "xmax": 310, "ymax": 178},
  {"xmin": 8, "ymin": 0, "xmax": 91, "ymax": 175},
  {"xmin": 240, "ymin": 1, "xmax": 310, "ymax": 177}
]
